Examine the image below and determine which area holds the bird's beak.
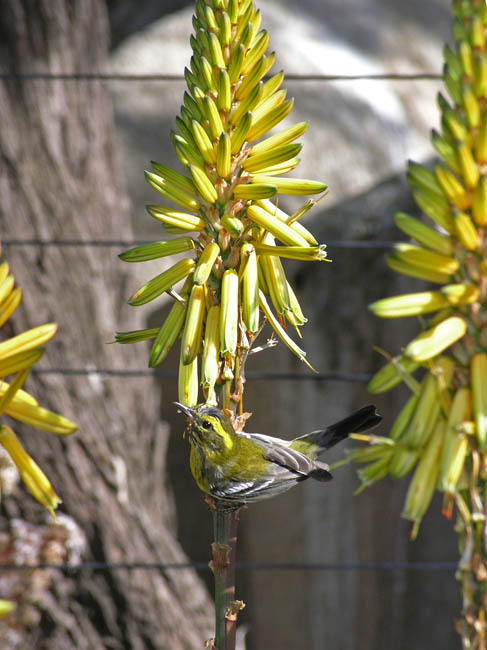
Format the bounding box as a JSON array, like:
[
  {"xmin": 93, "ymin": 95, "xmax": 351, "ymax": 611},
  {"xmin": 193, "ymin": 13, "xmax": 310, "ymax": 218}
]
[{"xmin": 174, "ymin": 402, "xmax": 195, "ymax": 419}]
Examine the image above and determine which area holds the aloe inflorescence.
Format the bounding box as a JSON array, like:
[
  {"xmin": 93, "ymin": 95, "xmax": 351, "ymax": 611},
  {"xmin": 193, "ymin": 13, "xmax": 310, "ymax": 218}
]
[
  {"xmin": 349, "ymin": 0, "xmax": 487, "ymax": 644},
  {"xmin": 0, "ymin": 250, "xmax": 77, "ymax": 516},
  {"xmin": 117, "ymin": 0, "xmax": 329, "ymax": 410}
]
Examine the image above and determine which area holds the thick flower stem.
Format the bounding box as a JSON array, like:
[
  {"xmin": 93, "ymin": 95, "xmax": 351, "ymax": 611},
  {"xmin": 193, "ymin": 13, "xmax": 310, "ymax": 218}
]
[{"xmin": 210, "ymin": 503, "xmax": 242, "ymax": 650}]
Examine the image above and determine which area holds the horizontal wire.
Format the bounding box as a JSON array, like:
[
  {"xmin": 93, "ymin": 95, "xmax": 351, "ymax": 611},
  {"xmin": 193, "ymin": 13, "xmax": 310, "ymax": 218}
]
[
  {"xmin": 0, "ymin": 560, "xmax": 456, "ymax": 572},
  {"xmin": 31, "ymin": 368, "xmax": 372, "ymax": 382},
  {"xmin": 0, "ymin": 72, "xmax": 442, "ymax": 82},
  {"xmin": 0, "ymin": 239, "xmax": 397, "ymax": 250}
]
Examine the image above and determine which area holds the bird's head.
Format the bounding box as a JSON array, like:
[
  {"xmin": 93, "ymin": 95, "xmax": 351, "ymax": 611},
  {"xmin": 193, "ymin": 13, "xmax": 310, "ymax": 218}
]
[{"xmin": 175, "ymin": 403, "xmax": 236, "ymax": 452}]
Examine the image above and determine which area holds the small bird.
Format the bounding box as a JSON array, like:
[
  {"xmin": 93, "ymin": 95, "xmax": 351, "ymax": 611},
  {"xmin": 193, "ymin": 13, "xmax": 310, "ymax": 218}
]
[{"xmin": 175, "ymin": 403, "xmax": 382, "ymax": 504}]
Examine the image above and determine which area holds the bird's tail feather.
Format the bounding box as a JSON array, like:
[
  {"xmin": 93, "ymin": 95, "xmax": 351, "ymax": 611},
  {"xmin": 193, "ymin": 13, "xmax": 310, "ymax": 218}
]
[{"xmin": 294, "ymin": 405, "xmax": 381, "ymax": 453}]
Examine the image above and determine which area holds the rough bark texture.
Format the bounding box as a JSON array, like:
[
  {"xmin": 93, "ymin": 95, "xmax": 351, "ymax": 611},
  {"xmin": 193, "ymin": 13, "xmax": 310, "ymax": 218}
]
[{"xmin": 0, "ymin": 2, "xmax": 212, "ymax": 648}]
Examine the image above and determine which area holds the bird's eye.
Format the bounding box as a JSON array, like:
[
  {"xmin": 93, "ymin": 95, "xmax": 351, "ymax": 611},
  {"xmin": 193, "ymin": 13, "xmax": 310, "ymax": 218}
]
[{"xmin": 201, "ymin": 420, "xmax": 212, "ymax": 429}]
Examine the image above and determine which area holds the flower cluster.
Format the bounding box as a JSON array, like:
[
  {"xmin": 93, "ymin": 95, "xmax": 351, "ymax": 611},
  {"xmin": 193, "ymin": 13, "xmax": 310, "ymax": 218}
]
[
  {"xmin": 117, "ymin": 0, "xmax": 328, "ymax": 409},
  {"xmin": 0, "ymin": 250, "xmax": 77, "ymax": 516}
]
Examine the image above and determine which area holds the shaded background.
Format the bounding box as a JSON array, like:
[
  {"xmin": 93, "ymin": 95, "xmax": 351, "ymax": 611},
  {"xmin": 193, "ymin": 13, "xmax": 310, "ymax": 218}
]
[{"xmin": 0, "ymin": 0, "xmax": 461, "ymax": 648}]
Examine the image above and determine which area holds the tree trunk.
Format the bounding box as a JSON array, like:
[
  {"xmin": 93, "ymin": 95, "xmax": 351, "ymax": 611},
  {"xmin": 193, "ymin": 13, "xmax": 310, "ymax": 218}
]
[{"xmin": 0, "ymin": 1, "xmax": 213, "ymax": 648}]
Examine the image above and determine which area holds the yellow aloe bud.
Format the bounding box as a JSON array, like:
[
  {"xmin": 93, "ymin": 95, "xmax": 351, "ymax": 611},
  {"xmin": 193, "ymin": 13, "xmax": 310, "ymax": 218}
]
[
  {"xmin": 259, "ymin": 246, "xmax": 291, "ymax": 316},
  {"xmin": 128, "ymin": 258, "xmax": 196, "ymax": 306},
  {"xmin": 386, "ymin": 254, "xmax": 452, "ymax": 284},
  {"xmin": 456, "ymin": 140, "xmax": 480, "ymax": 188},
  {"xmin": 401, "ymin": 358, "xmax": 455, "ymax": 447},
  {"xmin": 147, "ymin": 205, "xmax": 206, "ymax": 232},
  {"xmin": 241, "ymin": 243, "xmax": 259, "ymax": 333},
  {"xmin": 150, "ymin": 161, "xmax": 198, "ymax": 195},
  {"xmin": 201, "ymin": 304, "xmax": 221, "ymax": 405},
  {"xmin": 178, "ymin": 349, "xmax": 198, "ymax": 407},
  {"xmin": 438, "ymin": 388, "xmax": 471, "ymax": 493},
  {"xmin": 0, "ymin": 323, "xmax": 57, "ymax": 361},
  {"xmin": 394, "ymin": 212, "xmax": 453, "ymax": 255},
  {"xmin": 221, "ymin": 214, "xmax": 244, "ymax": 237},
  {"xmin": 369, "ymin": 291, "xmax": 449, "ymax": 318},
  {"xmin": 472, "ymin": 175, "xmax": 487, "ymax": 225},
  {"xmin": 230, "ymin": 111, "xmax": 253, "ymax": 153},
  {"xmin": 247, "ymin": 204, "xmax": 310, "ymax": 246},
  {"xmin": 441, "ymin": 283, "xmax": 479, "ymax": 305},
  {"xmin": 390, "ymin": 394, "xmax": 419, "ymax": 440},
  {"xmin": 474, "ymin": 119, "xmax": 487, "ymax": 164},
  {"xmin": 244, "ymin": 143, "xmax": 302, "ymax": 174},
  {"xmin": 412, "ymin": 188, "xmax": 455, "ymax": 233},
  {"xmin": 119, "ymin": 238, "xmax": 195, "ymax": 263},
  {"xmin": 208, "ymin": 31, "xmax": 225, "ymax": 67},
  {"xmin": 251, "ymin": 88, "xmax": 286, "ymax": 122},
  {"xmin": 217, "ymin": 69, "xmax": 231, "ymax": 112},
  {"xmin": 4, "ymin": 394, "xmax": 78, "ymax": 435},
  {"xmin": 286, "ymin": 281, "xmax": 307, "ymax": 326},
  {"xmin": 404, "ymin": 316, "xmax": 467, "ymax": 361},
  {"xmin": 434, "ymin": 165, "xmax": 470, "ymax": 210},
  {"xmin": 236, "ymin": 54, "xmax": 273, "ymax": 100},
  {"xmin": 173, "ymin": 132, "xmax": 207, "ymax": 168},
  {"xmin": 258, "ymin": 290, "xmax": 316, "ymax": 372},
  {"xmin": 251, "ymin": 122, "xmax": 308, "ymax": 154},
  {"xmin": 0, "ymin": 348, "xmax": 43, "ymax": 378},
  {"xmin": 260, "ymin": 71, "xmax": 284, "ymax": 101},
  {"xmin": 190, "ymin": 119, "xmax": 217, "ymax": 164},
  {"xmin": 432, "ymin": 130, "xmax": 462, "ymax": 174},
  {"xmin": 240, "ymin": 29, "xmax": 270, "ymax": 75},
  {"xmin": 254, "ymin": 243, "xmax": 327, "ymax": 262},
  {"xmin": 115, "ymin": 328, "xmax": 160, "ymax": 345},
  {"xmin": 145, "ymin": 170, "xmax": 201, "ymax": 212},
  {"xmin": 0, "ymin": 287, "xmax": 22, "ymax": 327},
  {"xmin": 402, "ymin": 419, "xmax": 446, "ymax": 538},
  {"xmin": 246, "ymin": 98, "xmax": 294, "ymax": 141},
  {"xmin": 216, "ymin": 132, "xmax": 231, "ymax": 178},
  {"xmin": 0, "ymin": 260, "xmax": 9, "ymax": 283},
  {"xmin": 204, "ymin": 95, "xmax": 224, "ymax": 139},
  {"xmin": 220, "ymin": 269, "xmax": 239, "ymax": 357},
  {"xmin": 257, "ymin": 258, "xmax": 269, "ymax": 295},
  {"xmin": 188, "ymin": 164, "xmax": 218, "ymax": 204},
  {"xmin": 0, "ymin": 274, "xmax": 14, "ymax": 304},
  {"xmin": 407, "ymin": 162, "xmax": 444, "ymax": 197},
  {"xmin": 389, "ymin": 446, "xmax": 419, "ymax": 479},
  {"xmin": 250, "ymin": 175, "xmax": 327, "ymax": 196},
  {"xmin": 393, "ymin": 243, "xmax": 459, "ymax": 276},
  {"xmin": 149, "ymin": 300, "xmax": 187, "ymax": 368},
  {"xmin": 233, "ymin": 183, "xmax": 277, "ymax": 199},
  {"xmin": 462, "ymin": 88, "xmax": 481, "ymax": 130},
  {"xmin": 194, "ymin": 242, "xmax": 220, "ymax": 285},
  {"xmin": 0, "ymin": 425, "xmax": 61, "ymax": 516},
  {"xmin": 228, "ymin": 43, "xmax": 245, "ymax": 83},
  {"xmin": 231, "ymin": 82, "xmax": 264, "ymax": 126},
  {"xmin": 181, "ymin": 284, "xmax": 206, "ymax": 365},
  {"xmin": 471, "ymin": 353, "xmax": 487, "ymax": 448},
  {"xmin": 0, "ymin": 600, "xmax": 16, "ymax": 619},
  {"xmin": 255, "ymin": 159, "xmax": 301, "ymax": 177},
  {"xmin": 256, "ymin": 199, "xmax": 318, "ymax": 245},
  {"xmin": 453, "ymin": 211, "xmax": 480, "ymax": 250},
  {"xmin": 356, "ymin": 454, "xmax": 392, "ymax": 491},
  {"xmin": 367, "ymin": 356, "xmax": 420, "ymax": 394},
  {"xmin": 0, "ymin": 381, "xmax": 38, "ymax": 407}
]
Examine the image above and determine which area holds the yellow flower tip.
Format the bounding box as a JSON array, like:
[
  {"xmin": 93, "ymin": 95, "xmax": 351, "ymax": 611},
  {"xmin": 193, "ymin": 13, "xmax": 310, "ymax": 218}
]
[
  {"xmin": 0, "ymin": 425, "xmax": 62, "ymax": 513},
  {"xmin": 0, "ymin": 599, "xmax": 16, "ymax": 619}
]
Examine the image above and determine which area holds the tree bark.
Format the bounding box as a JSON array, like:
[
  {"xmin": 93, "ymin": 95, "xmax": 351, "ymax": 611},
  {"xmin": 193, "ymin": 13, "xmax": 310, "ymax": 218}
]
[{"xmin": 0, "ymin": 1, "xmax": 213, "ymax": 648}]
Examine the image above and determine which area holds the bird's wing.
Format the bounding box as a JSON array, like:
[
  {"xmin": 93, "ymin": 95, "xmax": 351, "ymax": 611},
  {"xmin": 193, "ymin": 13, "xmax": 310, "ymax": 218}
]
[{"xmin": 244, "ymin": 432, "xmax": 332, "ymax": 482}]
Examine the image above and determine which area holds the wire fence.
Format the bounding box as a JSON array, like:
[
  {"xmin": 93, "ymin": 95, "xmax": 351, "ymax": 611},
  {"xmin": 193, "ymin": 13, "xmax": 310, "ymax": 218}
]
[{"xmin": 0, "ymin": 68, "xmax": 448, "ymax": 578}]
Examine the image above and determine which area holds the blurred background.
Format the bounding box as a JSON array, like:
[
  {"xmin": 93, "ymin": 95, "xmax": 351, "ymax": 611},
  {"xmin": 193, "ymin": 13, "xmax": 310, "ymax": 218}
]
[{"xmin": 0, "ymin": 0, "xmax": 461, "ymax": 648}]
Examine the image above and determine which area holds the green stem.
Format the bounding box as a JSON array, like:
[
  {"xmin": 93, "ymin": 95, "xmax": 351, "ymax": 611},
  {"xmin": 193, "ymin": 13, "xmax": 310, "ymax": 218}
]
[{"xmin": 211, "ymin": 502, "xmax": 242, "ymax": 650}]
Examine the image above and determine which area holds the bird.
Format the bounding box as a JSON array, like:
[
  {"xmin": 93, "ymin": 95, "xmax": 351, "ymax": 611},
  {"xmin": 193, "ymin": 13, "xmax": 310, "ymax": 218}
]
[{"xmin": 175, "ymin": 403, "xmax": 382, "ymax": 504}]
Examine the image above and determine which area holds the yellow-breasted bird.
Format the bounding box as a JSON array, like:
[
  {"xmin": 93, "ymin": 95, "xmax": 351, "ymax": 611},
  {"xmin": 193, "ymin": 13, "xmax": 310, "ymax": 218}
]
[{"xmin": 176, "ymin": 403, "xmax": 382, "ymax": 504}]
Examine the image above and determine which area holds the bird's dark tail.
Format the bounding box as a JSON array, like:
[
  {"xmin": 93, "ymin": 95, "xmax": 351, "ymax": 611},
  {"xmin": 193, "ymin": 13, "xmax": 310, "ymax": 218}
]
[{"xmin": 292, "ymin": 405, "xmax": 382, "ymax": 455}]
